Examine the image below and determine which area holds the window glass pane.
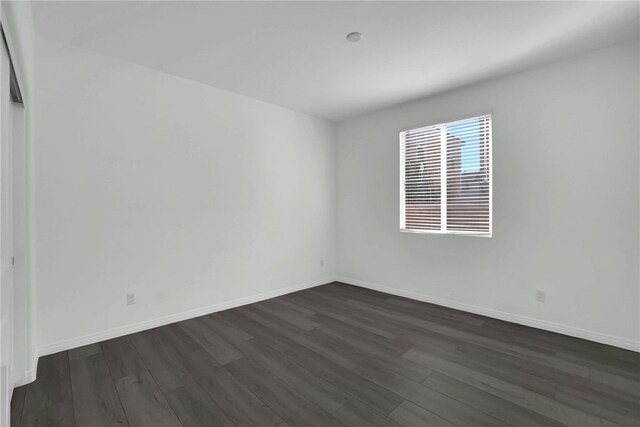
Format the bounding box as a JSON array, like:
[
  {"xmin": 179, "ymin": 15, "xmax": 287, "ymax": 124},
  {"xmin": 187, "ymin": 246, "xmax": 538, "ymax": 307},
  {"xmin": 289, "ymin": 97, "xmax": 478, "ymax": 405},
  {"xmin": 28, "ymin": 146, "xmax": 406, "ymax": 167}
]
[{"xmin": 447, "ymin": 118, "xmax": 480, "ymax": 173}]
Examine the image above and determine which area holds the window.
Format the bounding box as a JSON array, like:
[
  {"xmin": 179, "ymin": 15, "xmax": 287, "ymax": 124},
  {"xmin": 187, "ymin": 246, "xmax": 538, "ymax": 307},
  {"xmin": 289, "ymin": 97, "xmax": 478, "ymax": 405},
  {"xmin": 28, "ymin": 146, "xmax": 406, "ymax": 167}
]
[{"xmin": 400, "ymin": 114, "xmax": 491, "ymax": 236}]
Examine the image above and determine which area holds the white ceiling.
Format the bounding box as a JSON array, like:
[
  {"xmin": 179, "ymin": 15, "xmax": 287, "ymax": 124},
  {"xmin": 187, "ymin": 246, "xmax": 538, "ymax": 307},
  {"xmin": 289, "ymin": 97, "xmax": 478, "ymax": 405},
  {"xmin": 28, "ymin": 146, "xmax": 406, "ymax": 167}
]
[{"xmin": 32, "ymin": 1, "xmax": 639, "ymax": 121}]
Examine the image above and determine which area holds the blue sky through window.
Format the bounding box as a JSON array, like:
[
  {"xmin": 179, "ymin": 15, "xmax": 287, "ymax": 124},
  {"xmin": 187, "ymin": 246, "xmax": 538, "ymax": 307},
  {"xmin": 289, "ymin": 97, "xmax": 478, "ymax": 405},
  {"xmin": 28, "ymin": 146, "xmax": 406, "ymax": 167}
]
[{"xmin": 448, "ymin": 118, "xmax": 481, "ymax": 173}]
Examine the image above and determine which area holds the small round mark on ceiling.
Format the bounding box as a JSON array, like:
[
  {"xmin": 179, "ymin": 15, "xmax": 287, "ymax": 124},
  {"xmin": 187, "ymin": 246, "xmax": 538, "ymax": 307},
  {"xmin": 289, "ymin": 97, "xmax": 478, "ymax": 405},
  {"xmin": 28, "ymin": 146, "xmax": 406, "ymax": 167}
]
[{"xmin": 346, "ymin": 32, "xmax": 363, "ymax": 43}]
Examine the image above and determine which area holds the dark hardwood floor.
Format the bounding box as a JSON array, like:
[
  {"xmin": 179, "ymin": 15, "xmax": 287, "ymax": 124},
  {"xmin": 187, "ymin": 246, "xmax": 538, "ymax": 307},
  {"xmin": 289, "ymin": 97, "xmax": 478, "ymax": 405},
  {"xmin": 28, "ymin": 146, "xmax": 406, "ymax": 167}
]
[{"xmin": 11, "ymin": 282, "xmax": 640, "ymax": 427}]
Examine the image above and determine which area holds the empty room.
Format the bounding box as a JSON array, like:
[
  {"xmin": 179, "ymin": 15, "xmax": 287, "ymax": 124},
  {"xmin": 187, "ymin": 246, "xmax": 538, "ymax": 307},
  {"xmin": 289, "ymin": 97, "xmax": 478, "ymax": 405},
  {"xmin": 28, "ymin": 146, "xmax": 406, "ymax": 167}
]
[{"xmin": 0, "ymin": 1, "xmax": 639, "ymax": 426}]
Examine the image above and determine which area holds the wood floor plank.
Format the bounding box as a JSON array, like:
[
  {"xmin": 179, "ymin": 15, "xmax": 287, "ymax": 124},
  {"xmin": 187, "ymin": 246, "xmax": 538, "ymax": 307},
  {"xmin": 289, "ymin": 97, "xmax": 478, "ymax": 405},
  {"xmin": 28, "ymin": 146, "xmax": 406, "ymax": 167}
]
[
  {"xmin": 318, "ymin": 283, "xmax": 390, "ymax": 302},
  {"xmin": 333, "ymin": 398, "xmax": 401, "ymax": 427},
  {"xmin": 310, "ymin": 324, "xmax": 430, "ymax": 383},
  {"xmin": 346, "ymin": 298, "xmax": 534, "ymax": 358},
  {"xmin": 203, "ymin": 312, "xmax": 253, "ymax": 345},
  {"xmin": 424, "ymin": 371, "xmax": 567, "ymax": 427},
  {"xmin": 354, "ymin": 363, "xmax": 510, "ymax": 427},
  {"xmin": 235, "ymin": 337, "xmax": 351, "ymax": 414},
  {"xmin": 178, "ymin": 349, "xmax": 284, "ymax": 427},
  {"xmin": 69, "ymin": 353, "xmax": 128, "ymax": 426},
  {"xmin": 346, "ymin": 294, "xmax": 561, "ymax": 363},
  {"xmin": 404, "ymin": 347, "xmax": 601, "ymax": 427},
  {"xmin": 68, "ymin": 343, "xmax": 102, "ymax": 361},
  {"xmin": 253, "ymin": 300, "xmax": 320, "ymax": 331},
  {"xmin": 456, "ymin": 339, "xmax": 590, "ymax": 380},
  {"xmin": 114, "ymin": 371, "xmax": 181, "ymax": 427},
  {"xmin": 129, "ymin": 328, "xmax": 194, "ymax": 391},
  {"xmin": 225, "ymin": 356, "xmax": 344, "ymax": 427},
  {"xmin": 100, "ymin": 336, "xmax": 147, "ymax": 381},
  {"xmin": 553, "ymin": 372, "xmax": 640, "ymax": 412},
  {"xmin": 555, "ymin": 384, "xmax": 640, "ymax": 426},
  {"xmin": 335, "ymin": 287, "xmax": 486, "ymax": 331},
  {"xmin": 20, "ymin": 401, "xmax": 75, "ymax": 427},
  {"xmin": 602, "ymin": 418, "xmax": 625, "ymax": 427},
  {"xmin": 220, "ymin": 308, "xmax": 404, "ymax": 414},
  {"xmin": 271, "ymin": 336, "xmax": 405, "ymax": 416},
  {"xmin": 306, "ymin": 301, "xmax": 398, "ymax": 340},
  {"xmin": 485, "ymin": 318, "xmax": 638, "ymax": 365},
  {"xmin": 262, "ymin": 294, "xmax": 317, "ymax": 317},
  {"xmin": 384, "ymin": 297, "xmax": 486, "ymax": 327},
  {"xmin": 297, "ymin": 288, "xmax": 421, "ymax": 338},
  {"xmin": 235, "ymin": 304, "xmax": 360, "ymax": 370},
  {"xmin": 164, "ymin": 382, "xmax": 234, "ymax": 427},
  {"xmin": 158, "ymin": 323, "xmax": 201, "ymax": 355},
  {"xmin": 289, "ymin": 291, "xmax": 418, "ymax": 339},
  {"xmin": 389, "ymin": 400, "xmax": 456, "ymax": 427},
  {"xmin": 398, "ymin": 330, "xmax": 559, "ymax": 398},
  {"xmin": 22, "ymin": 352, "xmax": 72, "ymax": 416},
  {"xmin": 589, "ymin": 367, "xmax": 640, "ymax": 396},
  {"xmin": 310, "ymin": 312, "xmax": 411, "ymax": 357},
  {"xmin": 178, "ymin": 317, "xmax": 243, "ymax": 365},
  {"xmin": 10, "ymin": 386, "xmax": 26, "ymax": 427}
]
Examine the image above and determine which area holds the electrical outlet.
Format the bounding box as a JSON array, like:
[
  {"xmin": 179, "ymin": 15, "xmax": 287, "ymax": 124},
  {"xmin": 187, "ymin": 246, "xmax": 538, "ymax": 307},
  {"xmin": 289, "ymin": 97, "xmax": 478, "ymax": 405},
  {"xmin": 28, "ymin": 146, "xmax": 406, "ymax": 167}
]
[
  {"xmin": 127, "ymin": 293, "xmax": 136, "ymax": 305},
  {"xmin": 320, "ymin": 259, "xmax": 324, "ymax": 267},
  {"xmin": 535, "ymin": 290, "xmax": 546, "ymax": 302}
]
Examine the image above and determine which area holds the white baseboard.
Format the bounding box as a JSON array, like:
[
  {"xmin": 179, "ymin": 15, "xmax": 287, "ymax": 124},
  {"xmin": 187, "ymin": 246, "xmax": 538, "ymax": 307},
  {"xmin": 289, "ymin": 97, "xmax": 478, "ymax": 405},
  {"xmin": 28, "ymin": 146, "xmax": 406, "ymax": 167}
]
[
  {"xmin": 32, "ymin": 273, "xmax": 640, "ymax": 377},
  {"xmin": 14, "ymin": 368, "xmax": 36, "ymax": 387},
  {"xmin": 38, "ymin": 277, "xmax": 332, "ymax": 357},
  {"xmin": 336, "ymin": 276, "xmax": 640, "ymax": 353}
]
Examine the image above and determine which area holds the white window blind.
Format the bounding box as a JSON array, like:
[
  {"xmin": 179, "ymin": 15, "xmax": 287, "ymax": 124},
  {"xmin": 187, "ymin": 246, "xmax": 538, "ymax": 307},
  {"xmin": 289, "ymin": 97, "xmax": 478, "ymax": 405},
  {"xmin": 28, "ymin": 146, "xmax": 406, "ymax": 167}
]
[{"xmin": 400, "ymin": 114, "xmax": 492, "ymax": 236}]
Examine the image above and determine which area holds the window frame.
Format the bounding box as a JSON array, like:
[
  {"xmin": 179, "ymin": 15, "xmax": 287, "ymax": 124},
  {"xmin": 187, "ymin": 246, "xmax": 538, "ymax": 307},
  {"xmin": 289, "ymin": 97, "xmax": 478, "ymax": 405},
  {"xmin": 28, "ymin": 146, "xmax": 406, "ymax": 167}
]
[{"xmin": 399, "ymin": 114, "xmax": 492, "ymax": 238}]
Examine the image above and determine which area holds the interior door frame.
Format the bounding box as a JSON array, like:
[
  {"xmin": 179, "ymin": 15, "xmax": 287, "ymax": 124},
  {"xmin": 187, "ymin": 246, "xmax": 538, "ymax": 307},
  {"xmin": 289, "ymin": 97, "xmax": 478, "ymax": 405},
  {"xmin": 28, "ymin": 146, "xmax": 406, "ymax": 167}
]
[
  {"xmin": 0, "ymin": 29, "xmax": 14, "ymax": 427},
  {"xmin": 0, "ymin": 15, "xmax": 25, "ymax": 426}
]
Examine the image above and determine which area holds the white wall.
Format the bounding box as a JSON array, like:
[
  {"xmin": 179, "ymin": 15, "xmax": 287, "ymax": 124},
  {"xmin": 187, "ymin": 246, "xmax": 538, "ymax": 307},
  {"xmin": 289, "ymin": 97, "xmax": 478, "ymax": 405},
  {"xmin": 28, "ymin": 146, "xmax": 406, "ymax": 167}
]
[
  {"xmin": 337, "ymin": 40, "xmax": 640, "ymax": 349},
  {"xmin": 27, "ymin": 31, "xmax": 640, "ymax": 355},
  {"xmin": 34, "ymin": 38, "xmax": 337, "ymax": 352}
]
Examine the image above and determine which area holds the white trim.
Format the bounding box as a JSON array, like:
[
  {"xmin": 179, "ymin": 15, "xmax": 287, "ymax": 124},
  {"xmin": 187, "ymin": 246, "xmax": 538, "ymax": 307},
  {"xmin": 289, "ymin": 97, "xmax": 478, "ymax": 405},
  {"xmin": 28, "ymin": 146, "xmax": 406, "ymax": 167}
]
[
  {"xmin": 399, "ymin": 130, "xmax": 406, "ymax": 230},
  {"xmin": 336, "ymin": 276, "xmax": 640, "ymax": 353},
  {"xmin": 37, "ymin": 278, "xmax": 332, "ymax": 357},
  {"xmin": 439, "ymin": 124, "xmax": 447, "ymax": 231},
  {"xmin": 14, "ymin": 367, "xmax": 35, "ymax": 387},
  {"xmin": 486, "ymin": 115, "xmax": 493, "ymax": 237}
]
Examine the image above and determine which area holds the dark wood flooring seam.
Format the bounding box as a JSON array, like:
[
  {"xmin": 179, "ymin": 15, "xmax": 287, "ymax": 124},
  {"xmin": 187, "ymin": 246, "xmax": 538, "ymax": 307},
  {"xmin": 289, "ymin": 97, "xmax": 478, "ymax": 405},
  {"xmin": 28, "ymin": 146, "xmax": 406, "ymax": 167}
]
[
  {"xmin": 11, "ymin": 386, "xmax": 27, "ymax": 427},
  {"xmin": 219, "ymin": 363, "xmax": 278, "ymax": 425},
  {"xmin": 127, "ymin": 333, "xmax": 184, "ymax": 427},
  {"xmin": 66, "ymin": 352, "xmax": 78, "ymax": 427},
  {"xmin": 99, "ymin": 344, "xmax": 132, "ymax": 427},
  {"xmin": 224, "ymin": 357, "xmax": 346, "ymax": 427}
]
